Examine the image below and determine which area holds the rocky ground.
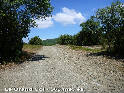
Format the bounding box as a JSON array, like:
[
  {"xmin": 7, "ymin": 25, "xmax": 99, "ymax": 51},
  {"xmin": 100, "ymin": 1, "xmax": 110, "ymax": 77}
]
[{"xmin": 0, "ymin": 45, "xmax": 124, "ymax": 93}]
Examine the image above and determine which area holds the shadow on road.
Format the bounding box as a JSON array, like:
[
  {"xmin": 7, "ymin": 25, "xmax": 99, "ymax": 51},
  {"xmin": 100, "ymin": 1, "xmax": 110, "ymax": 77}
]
[
  {"xmin": 28, "ymin": 54, "xmax": 50, "ymax": 61},
  {"xmin": 86, "ymin": 51, "xmax": 124, "ymax": 62}
]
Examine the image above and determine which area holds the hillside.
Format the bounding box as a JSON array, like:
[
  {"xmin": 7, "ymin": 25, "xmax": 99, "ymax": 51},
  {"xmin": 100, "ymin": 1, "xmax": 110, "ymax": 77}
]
[{"xmin": 42, "ymin": 38, "xmax": 57, "ymax": 46}]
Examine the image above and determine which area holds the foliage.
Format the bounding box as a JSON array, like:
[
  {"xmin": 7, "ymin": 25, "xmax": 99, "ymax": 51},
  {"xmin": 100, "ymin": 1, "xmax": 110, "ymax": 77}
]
[
  {"xmin": 29, "ymin": 36, "xmax": 42, "ymax": 45},
  {"xmin": 42, "ymin": 38, "xmax": 57, "ymax": 46},
  {"xmin": 69, "ymin": 45, "xmax": 103, "ymax": 53},
  {"xmin": 57, "ymin": 34, "xmax": 73, "ymax": 45},
  {"xmin": 0, "ymin": 0, "xmax": 53, "ymax": 62},
  {"xmin": 79, "ymin": 16, "xmax": 101, "ymax": 46},
  {"xmin": 96, "ymin": 1, "xmax": 124, "ymax": 54}
]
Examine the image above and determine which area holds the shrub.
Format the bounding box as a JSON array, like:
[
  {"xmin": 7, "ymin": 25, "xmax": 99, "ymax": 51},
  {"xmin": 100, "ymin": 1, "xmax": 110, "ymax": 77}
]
[
  {"xmin": 29, "ymin": 36, "xmax": 42, "ymax": 45},
  {"xmin": 57, "ymin": 35, "xmax": 73, "ymax": 45}
]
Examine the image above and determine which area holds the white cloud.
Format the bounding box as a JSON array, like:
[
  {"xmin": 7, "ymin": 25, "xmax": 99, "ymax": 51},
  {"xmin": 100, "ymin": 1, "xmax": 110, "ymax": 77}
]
[
  {"xmin": 34, "ymin": 7, "xmax": 86, "ymax": 28},
  {"xmin": 53, "ymin": 7, "xmax": 86, "ymax": 25},
  {"xmin": 35, "ymin": 17, "xmax": 53, "ymax": 29}
]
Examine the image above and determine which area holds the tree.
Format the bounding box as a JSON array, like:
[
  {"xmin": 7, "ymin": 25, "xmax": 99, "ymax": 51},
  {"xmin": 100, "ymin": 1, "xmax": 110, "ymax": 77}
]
[
  {"xmin": 96, "ymin": 1, "xmax": 124, "ymax": 54},
  {"xmin": 57, "ymin": 35, "xmax": 73, "ymax": 45},
  {"xmin": 79, "ymin": 16, "xmax": 101, "ymax": 46},
  {"xmin": 0, "ymin": 0, "xmax": 53, "ymax": 62},
  {"xmin": 72, "ymin": 34, "xmax": 79, "ymax": 45},
  {"xmin": 29, "ymin": 36, "xmax": 42, "ymax": 45}
]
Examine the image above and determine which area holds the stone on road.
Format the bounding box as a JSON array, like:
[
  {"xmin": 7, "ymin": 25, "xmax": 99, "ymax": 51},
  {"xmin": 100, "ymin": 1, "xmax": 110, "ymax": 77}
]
[{"xmin": 0, "ymin": 46, "xmax": 124, "ymax": 93}]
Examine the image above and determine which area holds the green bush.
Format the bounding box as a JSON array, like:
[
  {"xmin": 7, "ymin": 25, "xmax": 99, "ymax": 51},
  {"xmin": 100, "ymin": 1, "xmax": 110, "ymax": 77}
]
[
  {"xmin": 57, "ymin": 35, "xmax": 73, "ymax": 45},
  {"xmin": 29, "ymin": 36, "xmax": 42, "ymax": 45}
]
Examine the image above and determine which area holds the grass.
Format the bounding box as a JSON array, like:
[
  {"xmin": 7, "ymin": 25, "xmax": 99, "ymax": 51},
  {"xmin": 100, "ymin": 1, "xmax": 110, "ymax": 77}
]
[
  {"xmin": 0, "ymin": 44, "xmax": 42, "ymax": 69},
  {"xmin": 69, "ymin": 45, "xmax": 104, "ymax": 53},
  {"xmin": 21, "ymin": 44, "xmax": 42, "ymax": 61},
  {"xmin": 22, "ymin": 44, "xmax": 42, "ymax": 53}
]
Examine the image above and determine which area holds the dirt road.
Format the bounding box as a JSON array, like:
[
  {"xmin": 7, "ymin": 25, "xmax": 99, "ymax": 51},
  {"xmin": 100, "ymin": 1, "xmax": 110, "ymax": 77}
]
[{"xmin": 0, "ymin": 45, "xmax": 124, "ymax": 93}]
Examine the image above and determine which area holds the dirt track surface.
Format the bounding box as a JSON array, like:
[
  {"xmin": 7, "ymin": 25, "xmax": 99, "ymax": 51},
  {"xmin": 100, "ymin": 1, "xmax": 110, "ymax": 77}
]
[{"xmin": 0, "ymin": 45, "xmax": 124, "ymax": 93}]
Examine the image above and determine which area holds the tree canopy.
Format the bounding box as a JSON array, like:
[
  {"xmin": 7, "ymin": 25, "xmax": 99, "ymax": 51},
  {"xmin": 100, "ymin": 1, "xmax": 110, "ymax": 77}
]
[
  {"xmin": 0, "ymin": 0, "xmax": 53, "ymax": 62},
  {"xmin": 57, "ymin": 35, "xmax": 73, "ymax": 45},
  {"xmin": 79, "ymin": 16, "xmax": 101, "ymax": 45},
  {"xmin": 29, "ymin": 36, "xmax": 42, "ymax": 45},
  {"xmin": 96, "ymin": 1, "xmax": 124, "ymax": 53}
]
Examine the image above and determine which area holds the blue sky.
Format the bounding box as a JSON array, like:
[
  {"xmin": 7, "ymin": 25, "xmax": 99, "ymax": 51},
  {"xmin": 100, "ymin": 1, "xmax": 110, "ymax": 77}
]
[{"xmin": 23, "ymin": 0, "xmax": 124, "ymax": 42}]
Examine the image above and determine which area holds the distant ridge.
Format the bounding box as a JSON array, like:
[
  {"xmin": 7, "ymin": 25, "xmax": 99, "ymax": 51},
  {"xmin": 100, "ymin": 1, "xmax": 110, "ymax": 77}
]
[{"xmin": 42, "ymin": 38, "xmax": 58, "ymax": 46}]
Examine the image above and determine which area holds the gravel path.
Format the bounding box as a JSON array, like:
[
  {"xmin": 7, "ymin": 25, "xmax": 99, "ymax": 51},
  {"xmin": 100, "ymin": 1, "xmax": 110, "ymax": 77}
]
[{"xmin": 0, "ymin": 45, "xmax": 124, "ymax": 93}]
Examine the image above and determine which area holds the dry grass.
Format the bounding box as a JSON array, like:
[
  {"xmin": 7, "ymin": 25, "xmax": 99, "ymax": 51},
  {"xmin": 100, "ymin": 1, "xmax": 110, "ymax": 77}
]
[
  {"xmin": 20, "ymin": 44, "xmax": 42, "ymax": 61},
  {"xmin": 69, "ymin": 45, "xmax": 105, "ymax": 53},
  {"xmin": 22, "ymin": 44, "xmax": 42, "ymax": 53},
  {"xmin": 0, "ymin": 44, "xmax": 42, "ymax": 70}
]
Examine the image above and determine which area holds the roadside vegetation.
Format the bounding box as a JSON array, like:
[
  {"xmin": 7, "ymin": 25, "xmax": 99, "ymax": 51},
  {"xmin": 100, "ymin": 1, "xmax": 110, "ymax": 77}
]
[
  {"xmin": 0, "ymin": 44, "xmax": 42, "ymax": 69},
  {"xmin": 0, "ymin": 35, "xmax": 43, "ymax": 65},
  {"xmin": 29, "ymin": 36, "xmax": 42, "ymax": 45},
  {"xmin": 57, "ymin": 1, "xmax": 124, "ymax": 56},
  {"xmin": 21, "ymin": 44, "xmax": 42, "ymax": 62},
  {"xmin": 69, "ymin": 45, "xmax": 104, "ymax": 53},
  {"xmin": 23, "ymin": 44, "xmax": 42, "ymax": 53},
  {"xmin": 0, "ymin": 0, "xmax": 53, "ymax": 64}
]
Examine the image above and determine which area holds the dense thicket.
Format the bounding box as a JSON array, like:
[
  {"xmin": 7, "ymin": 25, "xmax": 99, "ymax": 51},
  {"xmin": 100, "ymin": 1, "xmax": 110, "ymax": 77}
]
[
  {"xmin": 96, "ymin": 1, "xmax": 124, "ymax": 54},
  {"xmin": 78, "ymin": 16, "xmax": 101, "ymax": 46},
  {"xmin": 0, "ymin": 0, "xmax": 53, "ymax": 62},
  {"xmin": 57, "ymin": 1, "xmax": 124, "ymax": 54},
  {"xmin": 29, "ymin": 36, "xmax": 42, "ymax": 45},
  {"xmin": 57, "ymin": 35, "xmax": 73, "ymax": 45}
]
